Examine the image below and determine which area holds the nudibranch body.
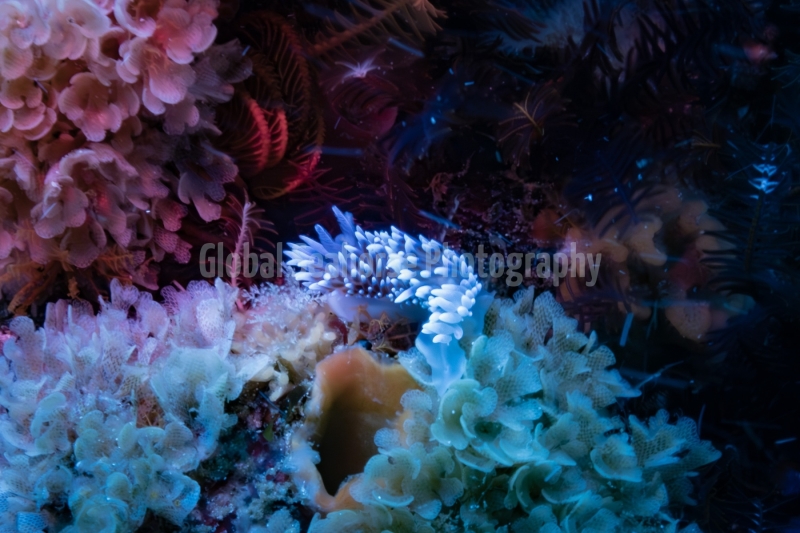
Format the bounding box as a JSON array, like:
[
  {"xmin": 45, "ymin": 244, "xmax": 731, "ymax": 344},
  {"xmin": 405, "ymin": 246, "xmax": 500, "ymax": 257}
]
[{"xmin": 286, "ymin": 207, "xmax": 491, "ymax": 393}]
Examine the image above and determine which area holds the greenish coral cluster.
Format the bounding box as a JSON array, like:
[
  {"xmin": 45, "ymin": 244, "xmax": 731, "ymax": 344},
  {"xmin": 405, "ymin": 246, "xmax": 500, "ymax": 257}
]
[
  {"xmin": 0, "ymin": 274, "xmax": 719, "ymax": 533},
  {"xmin": 0, "ymin": 281, "xmax": 238, "ymax": 532},
  {"xmin": 309, "ymin": 288, "xmax": 720, "ymax": 533},
  {"xmin": 0, "ymin": 278, "xmax": 337, "ymax": 533}
]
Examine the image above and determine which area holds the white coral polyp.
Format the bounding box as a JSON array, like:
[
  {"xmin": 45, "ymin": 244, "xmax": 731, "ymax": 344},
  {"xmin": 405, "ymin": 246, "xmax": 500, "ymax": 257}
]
[
  {"xmin": 58, "ymin": 72, "xmax": 140, "ymax": 141},
  {"xmin": 114, "ymin": 0, "xmax": 162, "ymax": 37},
  {"xmin": 31, "ymin": 172, "xmax": 89, "ymax": 239},
  {"xmin": 0, "ymin": 77, "xmax": 56, "ymax": 140},
  {"xmin": 0, "ymin": 0, "xmax": 50, "ymax": 80},
  {"xmin": 153, "ymin": 0, "xmax": 218, "ymax": 64},
  {"xmin": 42, "ymin": 0, "xmax": 110, "ymax": 61}
]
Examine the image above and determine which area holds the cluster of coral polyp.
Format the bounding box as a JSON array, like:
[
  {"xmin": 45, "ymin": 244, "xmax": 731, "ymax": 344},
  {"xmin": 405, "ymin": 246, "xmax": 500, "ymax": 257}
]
[
  {"xmin": 0, "ymin": 201, "xmax": 721, "ymax": 532},
  {"xmin": 0, "ymin": 278, "xmax": 339, "ymax": 532},
  {"xmin": 0, "ymin": 275, "xmax": 720, "ymax": 533},
  {"xmin": 292, "ymin": 288, "xmax": 720, "ymax": 533},
  {"xmin": 0, "ymin": 0, "xmax": 252, "ymax": 310}
]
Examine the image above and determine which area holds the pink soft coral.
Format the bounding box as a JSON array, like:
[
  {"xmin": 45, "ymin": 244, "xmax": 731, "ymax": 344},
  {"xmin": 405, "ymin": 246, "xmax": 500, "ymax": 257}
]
[
  {"xmin": 58, "ymin": 72, "xmax": 140, "ymax": 141},
  {"xmin": 153, "ymin": 0, "xmax": 218, "ymax": 64},
  {"xmin": 118, "ymin": 37, "xmax": 196, "ymax": 111},
  {"xmin": 176, "ymin": 141, "xmax": 238, "ymax": 222},
  {"xmin": 0, "ymin": 77, "xmax": 57, "ymax": 140},
  {"xmin": 0, "ymin": 187, "xmax": 16, "ymax": 260},
  {"xmin": 0, "ymin": 0, "xmax": 51, "ymax": 80},
  {"xmin": 31, "ymin": 168, "xmax": 90, "ymax": 239},
  {"xmin": 0, "ymin": 0, "xmax": 252, "ymax": 309},
  {"xmin": 114, "ymin": 0, "xmax": 164, "ymax": 38},
  {"xmin": 117, "ymin": 0, "xmax": 219, "ymax": 116},
  {"xmin": 42, "ymin": 0, "xmax": 110, "ymax": 61}
]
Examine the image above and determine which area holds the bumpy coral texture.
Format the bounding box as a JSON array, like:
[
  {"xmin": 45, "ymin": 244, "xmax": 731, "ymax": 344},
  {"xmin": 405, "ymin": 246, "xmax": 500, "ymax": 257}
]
[
  {"xmin": 0, "ymin": 0, "xmax": 250, "ymax": 308},
  {"xmin": 308, "ymin": 288, "xmax": 720, "ymax": 533},
  {"xmin": 0, "ymin": 278, "xmax": 337, "ymax": 533}
]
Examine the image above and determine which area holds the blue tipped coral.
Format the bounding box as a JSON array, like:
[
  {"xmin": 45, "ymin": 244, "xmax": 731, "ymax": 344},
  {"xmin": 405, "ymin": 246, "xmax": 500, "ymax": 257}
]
[{"xmin": 286, "ymin": 207, "xmax": 492, "ymax": 394}]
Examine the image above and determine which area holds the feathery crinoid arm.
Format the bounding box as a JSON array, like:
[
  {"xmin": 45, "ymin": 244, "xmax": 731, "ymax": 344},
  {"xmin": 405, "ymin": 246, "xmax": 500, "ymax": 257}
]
[{"xmin": 309, "ymin": 0, "xmax": 446, "ymax": 57}]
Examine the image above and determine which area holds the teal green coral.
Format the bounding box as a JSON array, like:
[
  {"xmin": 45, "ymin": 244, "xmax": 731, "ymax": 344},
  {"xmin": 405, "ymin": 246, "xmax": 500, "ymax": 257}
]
[
  {"xmin": 350, "ymin": 443, "xmax": 463, "ymax": 519},
  {"xmin": 309, "ymin": 505, "xmax": 435, "ymax": 533},
  {"xmin": 308, "ymin": 288, "xmax": 720, "ymax": 533},
  {"xmin": 0, "ymin": 280, "xmax": 243, "ymax": 533},
  {"xmin": 0, "ymin": 278, "xmax": 339, "ymax": 533}
]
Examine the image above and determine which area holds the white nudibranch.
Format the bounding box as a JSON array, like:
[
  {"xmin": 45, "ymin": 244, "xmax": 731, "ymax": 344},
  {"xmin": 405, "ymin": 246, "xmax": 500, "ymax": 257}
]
[{"xmin": 286, "ymin": 207, "xmax": 491, "ymax": 394}]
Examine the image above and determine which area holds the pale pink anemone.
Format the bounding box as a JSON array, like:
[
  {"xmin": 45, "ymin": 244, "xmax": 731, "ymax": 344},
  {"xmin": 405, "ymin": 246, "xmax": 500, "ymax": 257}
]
[
  {"xmin": 0, "ymin": 0, "xmax": 51, "ymax": 80},
  {"xmin": 0, "ymin": 0, "xmax": 247, "ymax": 296},
  {"xmin": 113, "ymin": 0, "xmax": 163, "ymax": 38},
  {"xmin": 58, "ymin": 72, "xmax": 140, "ymax": 141},
  {"xmin": 118, "ymin": 36, "xmax": 196, "ymax": 114},
  {"xmin": 42, "ymin": 0, "xmax": 110, "ymax": 61},
  {"xmin": 0, "ymin": 133, "xmax": 38, "ymax": 195},
  {"xmin": 153, "ymin": 0, "xmax": 218, "ymax": 65},
  {"xmin": 31, "ymin": 169, "xmax": 90, "ymax": 240},
  {"xmin": 0, "ymin": 76, "xmax": 57, "ymax": 141}
]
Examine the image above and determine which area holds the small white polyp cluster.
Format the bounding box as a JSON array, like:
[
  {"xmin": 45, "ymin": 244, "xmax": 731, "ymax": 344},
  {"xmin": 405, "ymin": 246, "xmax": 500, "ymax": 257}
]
[{"xmin": 286, "ymin": 207, "xmax": 487, "ymax": 392}]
